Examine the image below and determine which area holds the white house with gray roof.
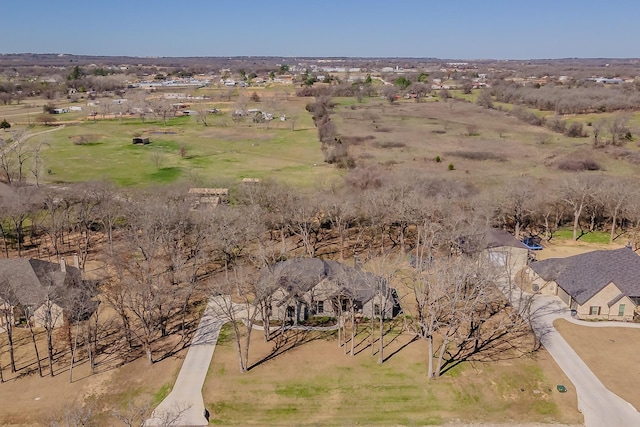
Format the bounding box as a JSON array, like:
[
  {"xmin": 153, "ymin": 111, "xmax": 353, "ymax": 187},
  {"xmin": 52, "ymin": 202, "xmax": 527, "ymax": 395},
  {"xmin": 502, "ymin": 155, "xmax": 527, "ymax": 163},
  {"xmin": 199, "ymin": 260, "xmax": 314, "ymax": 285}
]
[{"xmin": 527, "ymin": 247, "xmax": 640, "ymax": 320}]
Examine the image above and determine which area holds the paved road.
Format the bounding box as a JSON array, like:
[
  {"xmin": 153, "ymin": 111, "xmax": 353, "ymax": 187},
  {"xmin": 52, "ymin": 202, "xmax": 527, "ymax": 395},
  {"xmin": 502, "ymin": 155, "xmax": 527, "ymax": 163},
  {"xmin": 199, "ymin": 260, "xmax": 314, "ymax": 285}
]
[
  {"xmin": 526, "ymin": 291, "xmax": 640, "ymax": 427},
  {"xmin": 145, "ymin": 296, "xmax": 227, "ymax": 426}
]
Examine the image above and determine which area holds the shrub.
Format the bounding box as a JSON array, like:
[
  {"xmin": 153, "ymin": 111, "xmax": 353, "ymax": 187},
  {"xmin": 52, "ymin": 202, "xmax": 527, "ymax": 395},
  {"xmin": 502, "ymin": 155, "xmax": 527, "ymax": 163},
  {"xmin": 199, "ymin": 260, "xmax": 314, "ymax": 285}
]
[
  {"xmin": 445, "ymin": 151, "xmax": 505, "ymax": 161},
  {"xmin": 435, "ymin": 155, "xmax": 441, "ymax": 163},
  {"xmin": 448, "ymin": 163, "xmax": 455, "ymax": 171},
  {"xmin": 565, "ymin": 122, "xmax": 587, "ymax": 138},
  {"xmin": 556, "ymin": 158, "xmax": 602, "ymax": 171},
  {"xmin": 373, "ymin": 141, "xmax": 406, "ymax": 149},
  {"xmin": 341, "ymin": 135, "xmax": 375, "ymax": 146},
  {"xmin": 0, "ymin": 119, "xmax": 10, "ymax": 130},
  {"xmin": 344, "ymin": 165, "xmax": 385, "ymax": 190},
  {"xmin": 547, "ymin": 115, "xmax": 566, "ymax": 133}
]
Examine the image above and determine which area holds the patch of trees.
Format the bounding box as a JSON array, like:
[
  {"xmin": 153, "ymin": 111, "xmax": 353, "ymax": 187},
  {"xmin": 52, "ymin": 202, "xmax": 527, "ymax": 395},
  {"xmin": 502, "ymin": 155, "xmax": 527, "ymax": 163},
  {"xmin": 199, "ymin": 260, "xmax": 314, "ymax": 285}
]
[
  {"xmin": 3, "ymin": 165, "xmax": 640, "ymax": 388},
  {"xmin": 306, "ymin": 96, "xmax": 355, "ymax": 168},
  {"xmin": 492, "ymin": 81, "xmax": 640, "ymax": 114}
]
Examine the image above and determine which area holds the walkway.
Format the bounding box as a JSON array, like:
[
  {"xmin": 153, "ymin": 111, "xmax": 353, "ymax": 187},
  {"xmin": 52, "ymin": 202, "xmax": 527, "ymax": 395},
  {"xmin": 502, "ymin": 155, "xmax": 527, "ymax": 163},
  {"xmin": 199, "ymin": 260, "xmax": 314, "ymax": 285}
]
[
  {"xmin": 145, "ymin": 296, "xmax": 227, "ymax": 426},
  {"xmin": 512, "ymin": 284, "xmax": 640, "ymax": 427}
]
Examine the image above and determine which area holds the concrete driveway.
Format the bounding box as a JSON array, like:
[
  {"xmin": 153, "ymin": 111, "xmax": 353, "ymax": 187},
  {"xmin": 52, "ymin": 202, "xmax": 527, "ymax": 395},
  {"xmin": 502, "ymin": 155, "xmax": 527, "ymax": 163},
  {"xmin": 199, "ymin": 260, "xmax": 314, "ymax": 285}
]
[
  {"xmin": 528, "ymin": 292, "xmax": 640, "ymax": 427},
  {"xmin": 145, "ymin": 296, "xmax": 227, "ymax": 426}
]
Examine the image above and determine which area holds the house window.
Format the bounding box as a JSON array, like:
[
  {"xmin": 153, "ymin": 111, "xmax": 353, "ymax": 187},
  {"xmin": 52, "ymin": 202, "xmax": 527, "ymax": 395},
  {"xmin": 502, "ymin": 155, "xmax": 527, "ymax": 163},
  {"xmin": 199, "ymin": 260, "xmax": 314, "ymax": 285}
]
[
  {"xmin": 589, "ymin": 306, "xmax": 601, "ymax": 316},
  {"xmin": 374, "ymin": 304, "xmax": 381, "ymax": 316},
  {"xmin": 316, "ymin": 301, "xmax": 324, "ymax": 314},
  {"xmin": 618, "ymin": 304, "xmax": 626, "ymax": 317}
]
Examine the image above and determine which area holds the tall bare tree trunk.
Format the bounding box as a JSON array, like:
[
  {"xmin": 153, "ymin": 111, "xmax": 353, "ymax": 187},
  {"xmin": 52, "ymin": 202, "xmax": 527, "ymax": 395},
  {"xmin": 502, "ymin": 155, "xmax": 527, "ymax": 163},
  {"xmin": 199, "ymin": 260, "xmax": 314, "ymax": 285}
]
[
  {"xmin": 435, "ymin": 335, "xmax": 450, "ymax": 378},
  {"xmin": 350, "ymin": 310, "xmax": 355, "ymax": 356},
  {"xmin": 69, "ymin": 319, "xmax": 80, "ymax": 383},
  {"xmin": 46, "ymin": 328, "xmax": 54, "ymax": 377},
  {"xmin": 427, "ymin": 336, "xmax": 434, "ymax": 379},
  {"xmin": 377, "ymin": 315, "xmax": 384, "ymax": 364},
  {"xmin": 3, "ymin": 310, "xmax": 15, "ymax": 372},
  {"xmin": 28, "ymin": 320, "xmax": 43, "ymax": 377}
]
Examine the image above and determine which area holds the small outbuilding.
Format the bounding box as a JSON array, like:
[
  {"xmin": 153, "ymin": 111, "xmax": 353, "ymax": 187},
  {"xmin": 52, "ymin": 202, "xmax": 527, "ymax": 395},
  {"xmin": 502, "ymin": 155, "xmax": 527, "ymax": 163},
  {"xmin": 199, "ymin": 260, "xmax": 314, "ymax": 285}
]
[{"xmin": 132, "ymin": 137, "xmax": 150, "ymax": 145}]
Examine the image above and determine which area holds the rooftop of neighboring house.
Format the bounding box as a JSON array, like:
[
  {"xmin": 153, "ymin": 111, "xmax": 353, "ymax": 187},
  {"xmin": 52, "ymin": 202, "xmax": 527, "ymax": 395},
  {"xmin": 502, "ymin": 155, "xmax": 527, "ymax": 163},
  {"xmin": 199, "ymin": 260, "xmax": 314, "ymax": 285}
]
[{"xmin": 530, "ymin": 247, "xmax": 640, "ymax": 304}]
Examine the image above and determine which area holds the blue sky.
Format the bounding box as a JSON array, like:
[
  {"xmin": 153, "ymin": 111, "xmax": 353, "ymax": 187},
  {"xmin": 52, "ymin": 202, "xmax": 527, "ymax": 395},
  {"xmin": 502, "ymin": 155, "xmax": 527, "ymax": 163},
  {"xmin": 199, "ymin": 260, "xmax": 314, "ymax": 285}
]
[{"xmin": 3, "ymin": 0, "xmax": 639, "ymax": 59}]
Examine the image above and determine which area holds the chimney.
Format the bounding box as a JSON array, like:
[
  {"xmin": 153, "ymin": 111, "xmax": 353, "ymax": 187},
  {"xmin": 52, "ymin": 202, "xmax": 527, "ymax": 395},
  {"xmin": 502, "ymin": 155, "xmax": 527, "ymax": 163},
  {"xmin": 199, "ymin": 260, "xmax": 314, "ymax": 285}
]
[
  {"xmin": 73, "ymin": 253, "xmax": 79, "ymax": 270},
  {"xmin": 60, "ymin": 257, "xmax": 66, "ymax": 273}
]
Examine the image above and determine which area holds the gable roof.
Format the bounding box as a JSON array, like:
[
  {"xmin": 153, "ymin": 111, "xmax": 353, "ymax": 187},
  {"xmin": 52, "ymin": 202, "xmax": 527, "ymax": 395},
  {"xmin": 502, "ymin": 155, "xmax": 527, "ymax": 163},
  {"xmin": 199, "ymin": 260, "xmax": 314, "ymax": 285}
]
[
  {"xmin": 260, "ymin": 258, "xmax": 386, "ymax": 304},
  {"xmin": 0, "ymin": 259, "xmax": 94, "ymax": 314},
  {"xmin": 529, "ymin": 247, "xmax": 640, "ymax": 305},
  {"xmin": 458, "ymin": 228, "xmax": 528, "ymax": 253},
  {"xmin": 485, "ymin": 228, "xmax": 528, "ymax": 249}
]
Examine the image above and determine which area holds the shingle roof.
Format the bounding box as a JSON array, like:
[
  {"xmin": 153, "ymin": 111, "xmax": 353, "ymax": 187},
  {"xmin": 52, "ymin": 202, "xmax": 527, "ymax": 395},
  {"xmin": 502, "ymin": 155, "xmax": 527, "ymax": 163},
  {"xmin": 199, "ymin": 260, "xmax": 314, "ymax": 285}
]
[
  {"xmin": 0, "ymin": 258, "xmax": 89, "ymax": 311},
  {"xmin": 529, "ymin": 247, "xmax": 640, "ymax": 305},
  {"xmin": 485, "ymin": 229, "xmax": 528, "ymax": 249},
  {"xmin": 458, "ymin": 228, "xmax": 528, "ymax": 253},
  {"xmin": 261, "ymin": 258, "xmax": 386, "ymax": 304}
]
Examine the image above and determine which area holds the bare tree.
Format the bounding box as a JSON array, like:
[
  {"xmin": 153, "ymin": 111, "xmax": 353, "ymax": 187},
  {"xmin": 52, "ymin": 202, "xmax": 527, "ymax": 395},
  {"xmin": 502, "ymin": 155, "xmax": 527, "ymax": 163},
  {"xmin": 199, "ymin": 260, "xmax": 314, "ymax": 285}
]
[
  {"xmin": 0, "ymin": 279, "xmax": 18, "ymax": 372},
  {"xmin": 31, "ymin": 138, "xmax": 51, "ymax": 186},
  {"xmin": 604, "ymin": 177, "xmax": 637, "ymax": 243},
  {"xmin": 559, "ymin": 175, "xmax": 601, "ymax": 241},
  {"xmin": 496, "ymin": 179, "xmax": 537, "ymax": 237},
  {"xmin": 209, "ymin": 268, "xmax": 261, "ymax": 373}
]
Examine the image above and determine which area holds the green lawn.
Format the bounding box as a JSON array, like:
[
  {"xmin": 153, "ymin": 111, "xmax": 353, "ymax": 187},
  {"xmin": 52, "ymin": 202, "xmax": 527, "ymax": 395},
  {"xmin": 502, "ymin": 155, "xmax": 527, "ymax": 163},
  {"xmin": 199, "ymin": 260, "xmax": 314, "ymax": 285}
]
[
  {"xmin": 552, "ymin": 229, "xmax": 613, "ymax": 244},
  {"xmin": 25, "ymin": 113, "xmax": 339, "ymax": 187}
]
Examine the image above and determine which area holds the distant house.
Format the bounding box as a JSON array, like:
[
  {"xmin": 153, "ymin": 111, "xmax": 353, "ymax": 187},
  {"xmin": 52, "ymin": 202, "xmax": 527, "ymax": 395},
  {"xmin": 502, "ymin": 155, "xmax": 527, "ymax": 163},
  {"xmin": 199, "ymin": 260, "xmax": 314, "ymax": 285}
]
[
  {"xmin": 0, "ymin": 257, "xmax": 97, "ymax": 332},
  {"xmin": 457, "ymin": 228, "xmax": 529, "ymax": 275},
  {"xmin": 527, "ymin": 247, "xmax": 640, "ymax": 320},
  {"xmin": 241, "ymin": 178, "xmax": 261, "ymax": 184},
  {"xmin": 262, "ymin": 258, "xmax": 400, "ymax": 324},
  {"xmin": 51, "ymin": 108, "xmax": 69, "ymax": 114},
  {"xmin": 132, "ymin": 137, "xmax": 150, "ymax": 145},
  {"xmin": 188, "ymin": 187, "xmax": 229, "ymax": 210}
]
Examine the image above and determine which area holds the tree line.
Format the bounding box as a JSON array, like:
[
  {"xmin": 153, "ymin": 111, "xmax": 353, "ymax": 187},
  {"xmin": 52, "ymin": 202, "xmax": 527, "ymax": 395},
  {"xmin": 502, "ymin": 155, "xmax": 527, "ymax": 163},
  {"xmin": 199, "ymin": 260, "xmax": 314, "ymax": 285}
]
[{"xmin": 1, "ymin": 166, "xmax": 639, "ymax": 383}]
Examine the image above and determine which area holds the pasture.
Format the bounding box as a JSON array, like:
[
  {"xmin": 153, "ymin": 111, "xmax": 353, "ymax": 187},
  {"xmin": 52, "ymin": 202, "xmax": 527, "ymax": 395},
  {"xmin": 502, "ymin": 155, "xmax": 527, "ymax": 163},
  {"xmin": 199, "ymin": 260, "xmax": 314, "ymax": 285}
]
[{"xmin": 5, "ymin": 87, "xmax": 640, "ymax": 189}]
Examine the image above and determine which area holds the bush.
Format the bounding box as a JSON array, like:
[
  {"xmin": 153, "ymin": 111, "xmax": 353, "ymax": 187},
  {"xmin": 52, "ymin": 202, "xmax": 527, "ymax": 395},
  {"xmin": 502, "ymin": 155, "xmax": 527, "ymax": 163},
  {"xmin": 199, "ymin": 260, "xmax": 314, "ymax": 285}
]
[
  {"xmin": 373, "ymin": 141, "xmax": 406, "ymax": 149},
  {"xmin": 445, "ymin": 151, "xmax": 505, "ymax": 161},
  {"xmin": 344, "ymin": 165, "xmax": 385, "ymax": 190},
  {"xmin": 556, "ymin": 158, "xmax": 601, "ymax": 171},
  {"xmin": 547, "ymin": 115, "xmax": 566, "ymax": 133},
  {"xmin": 565, "ymin": 122, "xmax": 587, "ymax": 138},
  {"xmin": 435, "ymin": 155, "xmax": 441, "ymax": 163},
  {"xmin": 448, "ymin": 163, "xmax": 455, "ymax": 171},
  {"xmin": 0, "ymin": 119, "xmax": 10, "ymax": 130}
]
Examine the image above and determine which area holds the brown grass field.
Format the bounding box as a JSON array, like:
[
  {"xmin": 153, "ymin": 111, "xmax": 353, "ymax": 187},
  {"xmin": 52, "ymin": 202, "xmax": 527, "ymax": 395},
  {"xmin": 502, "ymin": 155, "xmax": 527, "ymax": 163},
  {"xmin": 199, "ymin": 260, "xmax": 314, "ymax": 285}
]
[
  {"xmin": 202, "ymin": 324, "xmax": 582, "ymax": 426},
  {"xmin": 555, "ymin": 319, "xmax": 640, "ymax": 411}
]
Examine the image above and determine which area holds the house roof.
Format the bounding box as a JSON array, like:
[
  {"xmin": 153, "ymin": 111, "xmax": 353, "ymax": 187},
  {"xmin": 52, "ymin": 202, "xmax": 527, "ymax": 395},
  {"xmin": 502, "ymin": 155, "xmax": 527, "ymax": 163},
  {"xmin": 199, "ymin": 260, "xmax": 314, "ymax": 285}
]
[
  {"xmin": 485, "ymin": 229, "xmax": 528, "ymax": 250},
  {"xmin": 529, "ymin": 247, "xmax": 640, "ymax": 305},
  {"xmin": 260, "ymin": 258, "xmax": 386, "ymax": 304},
  {"xmin": 458, "ymin": 228, "xmax": 527, "ymax": 253},
  {"xmin": 0, "ymin": 259, "xmax": 95, "ymax": 315}
]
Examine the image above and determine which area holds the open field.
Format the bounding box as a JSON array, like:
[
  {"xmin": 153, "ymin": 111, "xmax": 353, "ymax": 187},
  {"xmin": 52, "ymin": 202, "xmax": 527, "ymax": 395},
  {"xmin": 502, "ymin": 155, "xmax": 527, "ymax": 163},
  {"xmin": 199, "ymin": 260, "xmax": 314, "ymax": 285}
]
[
  {"xmin": 554, "ymin": 319, "xmax": 640, "ymax": 411},
  {"xmin": 202, "ymin": 325, "xmax": 582, "ymax": 426},
  {"xmin": 332, "ymin": 96, "xmax": 640, "ymax": 188},
  {"xmin": 4, "ymin": 87, "xmax": 640, "ymax": 189}
]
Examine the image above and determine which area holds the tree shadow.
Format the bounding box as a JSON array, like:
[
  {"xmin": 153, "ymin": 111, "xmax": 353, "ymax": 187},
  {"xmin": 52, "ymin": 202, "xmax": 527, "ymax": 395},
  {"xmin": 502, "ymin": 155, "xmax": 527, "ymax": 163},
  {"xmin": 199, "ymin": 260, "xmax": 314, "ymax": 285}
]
[
  {"xmin": 383, "ymin": 335, "xmax": 419, "ymax": 363},
  {"xmin": 248, "ymin": 328, "xmax": 329, "ymax": 371}
]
